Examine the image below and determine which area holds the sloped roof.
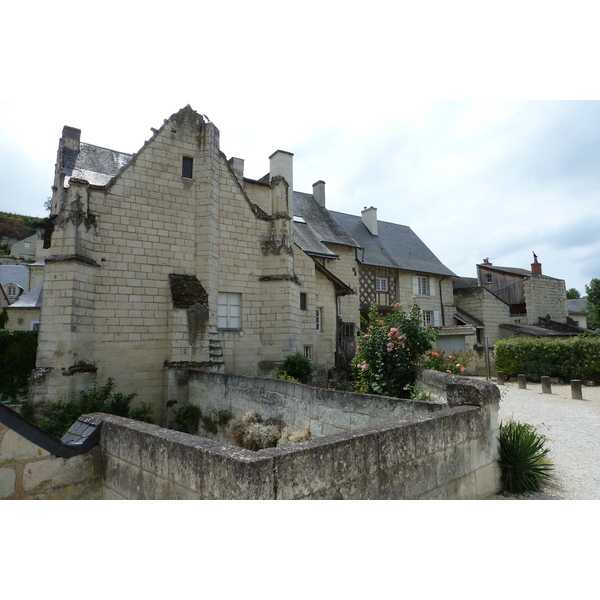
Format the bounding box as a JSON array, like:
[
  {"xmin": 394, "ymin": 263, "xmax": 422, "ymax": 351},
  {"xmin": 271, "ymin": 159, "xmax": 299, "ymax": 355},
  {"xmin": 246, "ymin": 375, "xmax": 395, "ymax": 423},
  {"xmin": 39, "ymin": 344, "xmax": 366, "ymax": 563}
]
[
  {"xmin": 453, "ymin": 276, "xmax": 479, "ymax": 289},
  {"xmin": 8, "ymin": 282, "xmax": 42, "ymax": 308},
  {"xmin": 63, "ymin": 143, "xmax": 132, "ymax": 188},
  {"xmin": 0, "ymin": 265, "xmax": 29, "ymax": 292},
  {"xmin": 330, "ymin": 211, "xmax": 455, "ymax": 276},
  {"xmin": 293, "ymin": 192, "xmax": 360, "ymax": 258},
  {"xmin": 568, "ymin": 298, "xmax": 588, "ymax": 314},
  {"xmin": 499, "ymin": 322, "xmax": 587, "ymax": 337},
  {"xmin": 479, "ymin": 263, "xmax": 559, "ymax": 281}
]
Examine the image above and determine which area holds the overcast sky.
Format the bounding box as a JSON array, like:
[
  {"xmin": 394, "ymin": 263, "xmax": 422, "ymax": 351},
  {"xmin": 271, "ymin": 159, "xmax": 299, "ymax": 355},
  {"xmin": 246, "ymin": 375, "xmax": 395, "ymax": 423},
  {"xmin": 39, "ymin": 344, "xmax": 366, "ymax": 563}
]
[{"xmin": 2, "ymin": 1, "xmax": 600, "ymax": 295}]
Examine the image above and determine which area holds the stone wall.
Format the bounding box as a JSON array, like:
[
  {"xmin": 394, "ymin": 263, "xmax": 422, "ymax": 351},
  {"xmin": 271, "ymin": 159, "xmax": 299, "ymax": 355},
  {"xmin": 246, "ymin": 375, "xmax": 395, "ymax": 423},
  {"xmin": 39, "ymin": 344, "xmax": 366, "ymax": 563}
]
[
  {"xmin": 524, "ymin": 275, "xmax": 568, "ymax": 324},
  {"xmin": 0, "ymin": 421, "xmax": 100, "ymax": 500},
  {"xmin": 2, "ymin": 371, "xmax": 501, "ymax": 500}
]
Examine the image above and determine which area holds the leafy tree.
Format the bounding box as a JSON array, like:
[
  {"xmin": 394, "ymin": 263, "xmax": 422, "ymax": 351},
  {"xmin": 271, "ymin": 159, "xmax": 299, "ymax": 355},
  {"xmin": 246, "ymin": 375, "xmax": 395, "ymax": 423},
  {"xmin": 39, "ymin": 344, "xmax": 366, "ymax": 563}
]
[
  {"xmin": 585, "ymin": 278, "xmax": 600, "ymax": 329},
  {"xmin": 566, "ymin": 288, "xmax": 581, "ymax": 299}
]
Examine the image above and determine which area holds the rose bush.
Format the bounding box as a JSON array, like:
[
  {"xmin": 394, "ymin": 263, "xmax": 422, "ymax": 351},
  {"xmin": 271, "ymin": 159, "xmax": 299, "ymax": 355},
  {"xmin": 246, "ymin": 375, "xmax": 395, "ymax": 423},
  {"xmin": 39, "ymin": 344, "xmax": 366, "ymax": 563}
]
[{"xmin": 352, "ymin": 303, "xmax": 438, "ymax": 397}]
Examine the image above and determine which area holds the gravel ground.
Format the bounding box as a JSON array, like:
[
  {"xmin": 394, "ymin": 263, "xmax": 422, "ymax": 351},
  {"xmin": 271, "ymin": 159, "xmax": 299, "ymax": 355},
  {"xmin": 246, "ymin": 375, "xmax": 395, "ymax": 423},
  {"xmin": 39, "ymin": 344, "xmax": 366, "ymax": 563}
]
[{"xmin": 489, "ymin": 378, "xmax": 600, "ymax": 500}]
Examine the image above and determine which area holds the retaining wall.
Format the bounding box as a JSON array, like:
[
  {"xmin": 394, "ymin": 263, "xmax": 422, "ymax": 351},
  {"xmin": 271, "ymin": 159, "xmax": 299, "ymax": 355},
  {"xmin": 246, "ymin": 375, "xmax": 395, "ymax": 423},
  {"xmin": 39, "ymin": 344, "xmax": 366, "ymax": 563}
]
[{"xmin": 1, "ymin": 371, "xmax": 501, "ymax": 500}]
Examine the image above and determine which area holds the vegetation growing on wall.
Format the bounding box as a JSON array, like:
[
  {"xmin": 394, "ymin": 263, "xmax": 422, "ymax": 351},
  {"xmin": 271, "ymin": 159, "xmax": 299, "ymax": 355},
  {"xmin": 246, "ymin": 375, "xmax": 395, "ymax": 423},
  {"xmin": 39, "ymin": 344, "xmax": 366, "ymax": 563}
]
[
  {"xmin": 0, "ymin": 330, "xmax": 38, "ymax": 401},
  {"xmin": 499, "ymin": 420, "xmax": 553, "ymax": 493},
  {"xmin": 228, "ymin": 410, "xmax": 311, "ymax": 451},
  {"xmin": 352, "ymin": 303, "xmax": 439, "ymax": 397},
  {"xmin": 494, "ymin": 336, "xmax": 600, "ymax": 383},
  {"xmin": 35, "ymin": 378, "xmax": 154, "ymax": 438}
]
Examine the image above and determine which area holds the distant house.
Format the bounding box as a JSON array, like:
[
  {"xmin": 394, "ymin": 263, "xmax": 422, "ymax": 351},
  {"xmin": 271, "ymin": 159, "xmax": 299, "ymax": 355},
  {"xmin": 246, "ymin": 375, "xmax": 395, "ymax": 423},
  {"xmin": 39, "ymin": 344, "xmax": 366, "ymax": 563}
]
[
  {"xmin": 10, "ymin": 231, "xmax": 46, "ymax": 261},
  {"xmin": 5, "ymin": 282, "xmax": 42, "ymax": 330},
  {"xmin": 568, "ymin": 298, "xmax": 589, "ymax": 329},
  {"xmin": 453, "ymin": 255, "xmax": 588, "ymax": 374}
]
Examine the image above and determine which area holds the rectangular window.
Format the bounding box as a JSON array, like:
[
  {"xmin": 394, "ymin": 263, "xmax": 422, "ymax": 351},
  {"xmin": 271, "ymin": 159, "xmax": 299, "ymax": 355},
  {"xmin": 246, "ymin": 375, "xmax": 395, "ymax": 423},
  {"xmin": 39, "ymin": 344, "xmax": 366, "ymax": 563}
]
[
  {"xmin": 413, "ymin": 276, "xmax": 430, "ymax": 296},
  {"xmin": 316, "ymin": 308, "xmax": 322, "ymax": 332},
  {"xmin": 182, "ymin": 156, "xmax": 193, "ymax": 179},
  {"xmin": 300, "ymin": 293, "xmax": 307, "ymax": 311},
  {"xmin": 303, "ymin": 346, "xmax": 313, "ymax": 360},
  {"xmin": 422, "ymin": 310, "xmax": 433, "ymax": 326},
  {"xmin": 31, "ymin": 322, "xmax": 40, "ymax": 331},
  {"xmin": 375, "ymin": 277, "xmax": 388, "ymax": 292},
  {"xmin": 218, "ymin": 293, "xmax": 241, "ymax": 329},
  {"xmin": 485, "ymin": 273, "xmax": 493, "ymax": 284}
]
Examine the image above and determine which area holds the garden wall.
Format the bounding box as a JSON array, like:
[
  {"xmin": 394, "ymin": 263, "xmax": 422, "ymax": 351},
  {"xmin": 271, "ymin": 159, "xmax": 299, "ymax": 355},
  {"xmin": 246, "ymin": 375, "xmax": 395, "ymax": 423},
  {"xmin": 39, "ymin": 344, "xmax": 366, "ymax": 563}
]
[{"xmin": 1, "ymin": 371, "xmax": 501, "ymax": 500}]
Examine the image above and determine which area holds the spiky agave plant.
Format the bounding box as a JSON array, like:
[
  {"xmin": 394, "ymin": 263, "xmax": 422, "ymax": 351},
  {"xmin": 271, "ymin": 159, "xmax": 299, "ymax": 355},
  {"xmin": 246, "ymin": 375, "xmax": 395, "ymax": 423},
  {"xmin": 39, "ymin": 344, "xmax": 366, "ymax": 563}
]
[{"xmin": 499, "ymin": 421, "xmax": 554, "ymax": 493}]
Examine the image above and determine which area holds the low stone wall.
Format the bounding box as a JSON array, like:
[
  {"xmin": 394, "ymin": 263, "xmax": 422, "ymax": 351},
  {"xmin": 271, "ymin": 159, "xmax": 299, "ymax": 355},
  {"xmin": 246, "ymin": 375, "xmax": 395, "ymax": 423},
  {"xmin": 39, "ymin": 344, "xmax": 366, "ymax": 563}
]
[
  {"xmin": 185, "ymin": 371, "xmax": 446, "ymax": 438},
  {"xmin": 2, "ymin": 371, "xmax": 501, "ymax": 500},
  {"xmin": 96, "ymin": 370, "xmax": 500, "ymax": 499},
  {"xmin": 0, "ymin": 422, "xmax": 100, "ymax": 500}
]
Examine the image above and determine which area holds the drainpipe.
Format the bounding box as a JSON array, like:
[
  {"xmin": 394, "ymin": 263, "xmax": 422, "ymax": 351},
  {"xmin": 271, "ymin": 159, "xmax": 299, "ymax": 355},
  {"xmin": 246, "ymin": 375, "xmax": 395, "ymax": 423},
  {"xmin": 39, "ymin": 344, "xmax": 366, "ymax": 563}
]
[{"xmin": 438, "ymin": 276, "xmax": 446, "ymax": 326}]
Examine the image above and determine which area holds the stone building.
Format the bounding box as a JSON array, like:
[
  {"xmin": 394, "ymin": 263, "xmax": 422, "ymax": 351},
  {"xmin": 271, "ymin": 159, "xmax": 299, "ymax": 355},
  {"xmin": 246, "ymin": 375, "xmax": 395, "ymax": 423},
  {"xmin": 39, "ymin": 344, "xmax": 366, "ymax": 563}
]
[
  {"xmin": 30, "ymin": 105, "xmax": 463, "ymax": 418},
  {"xmin": 453, "ymin": 254, "xmax": 586, "ymax": 374}
]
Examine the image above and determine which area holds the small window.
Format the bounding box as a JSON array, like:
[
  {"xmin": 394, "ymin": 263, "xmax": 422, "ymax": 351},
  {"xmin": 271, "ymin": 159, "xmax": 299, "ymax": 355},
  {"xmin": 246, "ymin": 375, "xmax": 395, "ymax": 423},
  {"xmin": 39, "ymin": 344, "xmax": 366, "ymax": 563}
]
[
  {"xmin": 31, "ymin": 322, "xmax": 40, "ymax": 331},
  {"xmin": 6, "ymin": 285, "xmax": 18, "ymax": 298},
  {"xmin": 375, "ymin": 277, "xmax": 388, "ymax": 292},
  {"xmin": 293, "ymin": 215, "xmax": 306, "ymax": 224},
  {"xmin": 300, "ymin": 293, "xmax": 307, "ymax": 311},
  {"xmin": 316, "ymin": 308, "xmax": 322, "ymax": 332},
  {"xmin": 303, "ymin": 346, "xmax": 313, "ymax": 360},
  {"xmin": 182, "ymin": 156, "xmax": 193, "ymax": 179},
  {"xmin": 218, "ymin": 293, "xmax": 241, "ymax": 329},
  {"xmin": 485, "ymin": 273, "xmax": 493, "ymax": 284},
  {"xmin": 422, "ymin": 310, "xmax": 433, "ymax": 326}
]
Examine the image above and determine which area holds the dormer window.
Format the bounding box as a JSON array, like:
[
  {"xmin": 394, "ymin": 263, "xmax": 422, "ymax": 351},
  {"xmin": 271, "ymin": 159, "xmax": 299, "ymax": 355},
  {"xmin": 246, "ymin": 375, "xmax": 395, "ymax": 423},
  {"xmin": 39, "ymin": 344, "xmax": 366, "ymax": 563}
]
[
  {"xmin": 6, "ymin": 285, "xmax": 18, "ymax": 298},
  {"xmin": 293, "ymin": 215, "xmax": 306, "ymax": 224}
]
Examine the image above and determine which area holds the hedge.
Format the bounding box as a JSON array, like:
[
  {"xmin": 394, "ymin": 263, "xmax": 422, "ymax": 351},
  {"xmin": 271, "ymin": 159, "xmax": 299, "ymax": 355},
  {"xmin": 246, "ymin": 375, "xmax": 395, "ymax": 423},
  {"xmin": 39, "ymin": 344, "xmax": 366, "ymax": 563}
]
[
  {"xmin": 494, "ymin": 336, "xmax": 600, "ymax": 384},
  {"xmin": 0, "ymin": 330, "xmax": 38, "ymax": 401}
]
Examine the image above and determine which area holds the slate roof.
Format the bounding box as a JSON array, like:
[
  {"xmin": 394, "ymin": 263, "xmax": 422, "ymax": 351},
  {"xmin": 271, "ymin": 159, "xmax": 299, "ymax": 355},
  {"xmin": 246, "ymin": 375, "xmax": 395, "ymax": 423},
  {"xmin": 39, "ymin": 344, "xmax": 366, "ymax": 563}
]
[
  {"xmin": 62, "ymin": 143, "xmax": 132, "ymax": 188},
  {"xmin": 499, "ymin": 322, "xmax": 585, "ymax": 337},
  {"xmin": 330, "ymin": 211, "xmax": 455, "ymax": 276},
  {"xmin": 478, "ymin": 264, "xmax": 559, "ymax": 281},
  {"xmin": 0, "ymin": 265, "xmax": 29, "ymax": 293},
  {"xmin": 568, "ymin": 298, "xmax": 588, "ymax": 314},
  {"xmin": 293, "ymin": 192, "xmax": 360, "ymax": 258},
  {"xmin": 8, "ymin": 282, "xmax": 42, "ymax": 308},
  {"xmin": 452, "ymin": 276, "xmax": 479, "ymax": 289}
]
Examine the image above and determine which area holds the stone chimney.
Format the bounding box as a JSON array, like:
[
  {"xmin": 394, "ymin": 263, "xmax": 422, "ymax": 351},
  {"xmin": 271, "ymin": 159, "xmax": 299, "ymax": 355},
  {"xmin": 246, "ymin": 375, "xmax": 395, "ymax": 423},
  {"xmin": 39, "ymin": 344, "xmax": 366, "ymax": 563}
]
[
  {"xmin": 531, "ymin": 253, "xmax": 542, "ymax": 275},
  {"xmin": 269, "ymin": 150, "xmax": 294, "ymax": 214},
  {"xmin": 361, "ymin": 206, "xmax": 378, "ymax": 236},
  {"xmin": 62, "ymin": 126, "xmax": 81, "ymax": 151},
  {"xmin": 482, "ymin": 257, "xmax": 492, "ymax": 266},
  {"xmin": 312, "ymin": 180, "xmax": 326, "ymax": 208}
]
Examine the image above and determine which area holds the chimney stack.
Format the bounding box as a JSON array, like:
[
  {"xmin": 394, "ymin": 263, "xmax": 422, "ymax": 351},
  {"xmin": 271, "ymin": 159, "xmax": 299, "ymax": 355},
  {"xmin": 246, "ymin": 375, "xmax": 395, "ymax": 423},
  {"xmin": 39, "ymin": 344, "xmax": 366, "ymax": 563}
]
[
  {"xmin": 531, "ymin": 253, "xmax": 542, "ymax": 275},
  {"xmin": 269, "ymin": 150, "xmax": 294, "ymax": 213},
  {"xmin": 62, "ymin": 126, "xmax": 81, "ymax": 151},
  {"xmin": 361, "ymin": 206, "xmax": 378, "ymax": 236},
  {"xmin": 312, "ymin": 180, "xmax": 326, "ymax": 207}
]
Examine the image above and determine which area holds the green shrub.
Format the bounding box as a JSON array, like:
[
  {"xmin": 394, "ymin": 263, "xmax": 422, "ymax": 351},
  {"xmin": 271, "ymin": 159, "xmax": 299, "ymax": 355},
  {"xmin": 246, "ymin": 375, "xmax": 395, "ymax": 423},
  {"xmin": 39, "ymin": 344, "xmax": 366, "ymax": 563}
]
[
  {"xmin": 36, "ymin": 378, "xmax": 152, "ymax": 438},
  {"xmin": 174, "ymin": 405, "xmax": 202, "ymax": 434},
  {"xmin": 0, "ymin": 330, "xmax": 38, "ymax": 401},
  {"xmin": 272, "ymin": 367, "xmax": 300, "ymax": 382},
  {"xmin": 280, "ymin": 352, "xmax": 313, "ymax": 383},
  {"xmin": 495, "ymin": 336, "xmax": 600, "ymax": 383},
  {"xmin": 352, "ymin": 303, "xmax": 438, "ymax": 397},
  {"xmin": 499, "ymin": 421, "xmax": 553, "ymax": 493}
]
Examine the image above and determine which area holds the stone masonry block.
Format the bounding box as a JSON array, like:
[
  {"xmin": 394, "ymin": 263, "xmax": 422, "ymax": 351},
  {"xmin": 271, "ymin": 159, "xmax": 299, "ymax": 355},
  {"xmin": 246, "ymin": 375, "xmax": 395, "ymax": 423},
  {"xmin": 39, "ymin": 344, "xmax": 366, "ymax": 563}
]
[
  {"xmin": 0, "ymin": 468, "xmax": 16, "ymax": 499},
  {"xmin": 0, "ymin": 429, "xmax": 51, "ymax": 462},
  {"xmin": 23, "ymin": 454, "xmax": 94, "ymax": 492}
]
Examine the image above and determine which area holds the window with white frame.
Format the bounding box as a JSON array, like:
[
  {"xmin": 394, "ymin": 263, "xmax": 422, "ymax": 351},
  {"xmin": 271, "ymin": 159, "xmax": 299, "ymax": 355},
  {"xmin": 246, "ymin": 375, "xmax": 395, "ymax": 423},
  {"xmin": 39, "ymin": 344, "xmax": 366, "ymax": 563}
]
[
  {"xmin": 485, "ymin": 273, "xmax": 493, "ymax": 284},
  {"xmin": 375, "ymin": 277, "xmax": 388, "ymax": 292},
  {"xmin": 414, "ymin": 276, "xmax": 428, "ymax": 296},
  {"xmin": 217, "ymin": 293, "xmax": 241, "ymax": 329},
  {"xmin": 316, "ymin": 308, "xmax": 322, "ymax": 332},
  {"xmin": 421, "ymin": 310, "xmax": 434, "ymax": 326},
  {"xmin": 6, "ymin": 284, "xmax": 18, "ymax": 298}
]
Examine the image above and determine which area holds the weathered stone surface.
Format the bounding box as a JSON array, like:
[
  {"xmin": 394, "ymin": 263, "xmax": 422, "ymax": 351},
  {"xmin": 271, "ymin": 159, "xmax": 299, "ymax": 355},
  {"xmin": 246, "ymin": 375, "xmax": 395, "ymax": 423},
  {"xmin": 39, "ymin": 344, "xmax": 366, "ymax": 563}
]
[
  {"xmin": 0, "ymin": 429, "xmax": 51, "ymax": 462},
  {"xmin": 0, "ymin": 468, "xmax": 16, "ymax": 499}
]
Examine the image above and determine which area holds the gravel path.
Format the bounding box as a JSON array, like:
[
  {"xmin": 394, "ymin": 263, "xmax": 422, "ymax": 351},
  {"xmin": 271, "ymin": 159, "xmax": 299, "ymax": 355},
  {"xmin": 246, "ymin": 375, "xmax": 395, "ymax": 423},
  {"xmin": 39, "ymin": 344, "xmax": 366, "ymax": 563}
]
[{"xmin": 491, "ymin": 378, "xmax": 600, "ymax": 500}]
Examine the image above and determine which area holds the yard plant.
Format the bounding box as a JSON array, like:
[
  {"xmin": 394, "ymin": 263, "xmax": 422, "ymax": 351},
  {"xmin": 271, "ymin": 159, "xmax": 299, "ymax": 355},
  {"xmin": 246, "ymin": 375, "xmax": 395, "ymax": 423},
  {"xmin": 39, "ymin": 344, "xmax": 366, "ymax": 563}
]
[
  {"xmin": 352, "ymin": 303, "xmax": 439, "ymax": 397},
  {"xmin": 499, "ymin": 420, "xmax": 553, "ymax": 493}
]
